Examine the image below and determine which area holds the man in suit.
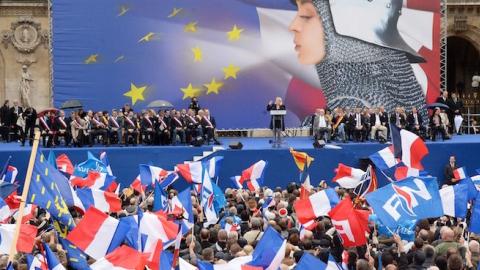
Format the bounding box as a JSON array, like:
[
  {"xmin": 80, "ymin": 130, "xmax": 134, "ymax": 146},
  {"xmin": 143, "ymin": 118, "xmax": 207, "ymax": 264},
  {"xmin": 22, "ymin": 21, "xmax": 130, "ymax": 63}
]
[
  {"xmin": 140, "ymin": 110, "xmax": 156, "ymax": 145},
  {"xmin": 407, "ymin": 107, "xmax": 425, "ymax": 138},
  {"xmin": 369, "ymin": 107, "xmax": 388, "ymax": 142},
  {"xmin": 0, "ymin": 100, "xmax": 10, "ymax": 142},
  {"xmin": 185, "ymin": 109, "xmax": 203, "ymax": 144},
  {"xmin": 123, "ymin": 111, "xmax": 139, "ymax": 146},
  {"xmin": 39, "ymin": 111, "xmax": 54, "ymax": 147},
  {"xmin": 451, "ymin": 92, "xmax": 464, "ymax": 135},
  {"xmin": 171, "ymin": 111, "xmax": 186, "ymax": 145},
  {"xmin": 312, "ymin": 108, "xmax": 331, "ymax": 142},
  {"xmin": 390, "ymin": 107, "xmax": 407, "ymax": 129},
  {"xmin": 349, "ymin": 108, "xmax": 366, "ymax": 142},
  {"xmin": 9, "ymin": 100, "xmax": 23, "ymax": 142},
  {"xmin": 89, "ymin": 111, "xmax": 109, "ymax": 146},
  {"xmin": 21, "ymin": 106, "xmax": 36, "ymax": 146},
  {"xmin": 156, "ymin": 110, "xmax": 171, "ymax": 145},
  {"xmin": 54, "ymin": 110, "xmax": 71, "ymax": 147},
  {"xmin": 444, "ymin": 156, "xmax": 459, "ymax": 186},
  {"xmin": 108, "ymin": 109, "xmax": 123, "ymax": 145},
  {"xmin": 200, "ymin": 109, "xmax": 220, "ymax": 145}
]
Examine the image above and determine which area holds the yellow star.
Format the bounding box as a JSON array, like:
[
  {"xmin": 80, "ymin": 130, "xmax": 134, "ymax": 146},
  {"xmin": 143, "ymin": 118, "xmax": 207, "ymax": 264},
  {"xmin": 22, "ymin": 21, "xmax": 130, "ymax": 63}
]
[
  {"xmin": 222, "ymin": 64, "xmax": 240, "ymax": 79},
  {"xmin": 227, "ymin": 25, "xmax": 244, "ymax": 41},
  {"xmin": 184, "ymin": 21, "xmax": 198, "ymax": 33},
  {"xmin": 204, "ymin": 78, "xmax": 224, "ymax": 95},
  {"xmin": 114, "ymin": 55, "xmax": 125, "ymax": 63},
  {"xmin": 192, "ymin": 47, "xmax": 203, "ymax": 62},
  {"xmin": 138, "ymin": 32, "xmax": 157, "ymax": 43},
  {"xmin": 84, "ymin": 54, "xmax": 99, "ymax": 64},
  {"xmin": 117, "ymin": 5, "xmax": 129, "ymax": 17},
  {"xmin": 123, "ymin": 83, "xmax": 147, "ymax": 105},
  {"xmin": 167, "ymin": 7, "xmax": 182, "ymax": 18},
  {"xmin": 181, "ymin": 83, "xmax": 202, "ymax": 99}
]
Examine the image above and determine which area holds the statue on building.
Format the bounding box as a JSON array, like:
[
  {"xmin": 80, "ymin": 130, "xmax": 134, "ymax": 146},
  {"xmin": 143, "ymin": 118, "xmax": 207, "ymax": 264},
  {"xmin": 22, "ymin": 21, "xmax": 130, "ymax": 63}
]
[{"xmin": 19, "ymin": 65, "xmax": 33, "ymax": 107}]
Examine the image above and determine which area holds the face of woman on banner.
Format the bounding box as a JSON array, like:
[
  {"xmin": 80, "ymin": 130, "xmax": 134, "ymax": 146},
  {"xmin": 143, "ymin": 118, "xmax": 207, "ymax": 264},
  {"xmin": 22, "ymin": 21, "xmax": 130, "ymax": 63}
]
[{"xmin": 289, "ymin": 0, "xmax": 326, "ymax": 65}]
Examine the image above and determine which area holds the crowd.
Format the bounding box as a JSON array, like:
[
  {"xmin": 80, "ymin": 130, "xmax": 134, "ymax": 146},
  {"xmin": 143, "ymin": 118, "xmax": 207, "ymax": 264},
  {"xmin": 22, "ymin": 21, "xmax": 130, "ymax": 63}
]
[
  {"xmin": 0, "ymin": 97, "xmax": 220, "ymax": 148},
  {"xmin": 308, "ymin": 91, "xmax": 467, "ymax": 143}
]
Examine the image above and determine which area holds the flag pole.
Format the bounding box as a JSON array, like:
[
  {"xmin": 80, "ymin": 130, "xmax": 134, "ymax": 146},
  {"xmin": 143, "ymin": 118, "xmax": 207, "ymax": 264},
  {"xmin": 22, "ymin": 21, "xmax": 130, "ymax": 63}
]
[{"xmin": 8, "ymin": 131, "xmax": 40, "ymax": 263}]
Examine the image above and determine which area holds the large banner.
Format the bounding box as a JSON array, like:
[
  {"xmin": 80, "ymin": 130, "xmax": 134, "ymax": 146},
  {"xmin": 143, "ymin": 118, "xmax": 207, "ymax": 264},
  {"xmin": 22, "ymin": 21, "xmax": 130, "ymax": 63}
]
[{"xmin": 52, "ymin": 0, "xmax": 440, "ymax": 128}]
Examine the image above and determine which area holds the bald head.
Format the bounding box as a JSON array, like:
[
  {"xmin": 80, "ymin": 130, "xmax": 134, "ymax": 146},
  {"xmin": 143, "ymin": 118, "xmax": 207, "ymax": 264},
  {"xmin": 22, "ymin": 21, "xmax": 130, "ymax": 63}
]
[
  {"xmin": 469, "ymin": 240, "xmax": 480, "ymax": 253},
  {"xmin": 441, "ymin": 227, "xmax": 455, "ymax": 241}
]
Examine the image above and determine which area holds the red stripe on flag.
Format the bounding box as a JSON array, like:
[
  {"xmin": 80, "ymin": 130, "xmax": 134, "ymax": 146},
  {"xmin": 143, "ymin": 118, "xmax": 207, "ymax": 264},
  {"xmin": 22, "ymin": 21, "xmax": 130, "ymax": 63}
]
[
  {"xmin": 67, "ymin": 207, "xmax": 108, "ymax": 251},
  {"xmin": 17, "ymin": 224, "xmax": 38, "ymax": 253},
  {"xmin": 409, "ymin": 138, "xmax": 428, "ymax": 170},
  {"xmin": 105, "ymin": 192, "xmax": 122, "ymax": 212},
  {"xmin": 294, "ymin": 198, "xmax": 316, "ymax": 225},
  {"xmin": 406, "ymin": 0, "xmax": 440, "ymax": 12},
  {"xmin": 176, "ymin": 164, "xmax": 193, "ymax": 183}
]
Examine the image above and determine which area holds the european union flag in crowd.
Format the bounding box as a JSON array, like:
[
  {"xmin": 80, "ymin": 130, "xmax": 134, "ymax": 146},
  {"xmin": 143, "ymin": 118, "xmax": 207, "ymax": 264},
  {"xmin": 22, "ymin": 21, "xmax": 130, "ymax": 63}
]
[
  {"xmin": 58, "ymin": 237, "xmax": 91, "ymax": 270},
  {"xmin": 28, "ymin": 154, "xmax": 75, "ymax": 229},
  {"xmin": 365, "ymin": 177, "xmax": 443, "ymax": 229}
]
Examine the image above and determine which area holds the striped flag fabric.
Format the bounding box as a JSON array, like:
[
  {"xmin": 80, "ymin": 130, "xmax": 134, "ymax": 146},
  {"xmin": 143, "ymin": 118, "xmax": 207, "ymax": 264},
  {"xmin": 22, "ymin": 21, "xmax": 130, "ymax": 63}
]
[
  {"xmin": 391, "ymin": 126, "xmax": 429, "ymax": 170},
  {"xmin": 139, "ymin": 164, "xmax": 178, "ymax": 188},
  {"xmin": 99, "ymin": 151, "xmax": 113, "ymax": 176},
  {"xmin": 440, "ymin": 184, "xmax": 468, "ymax": 218},
  {"xmin": 44, "ymin": 242, "xmax": 66, "ymax": 270},
  {"xmin": 296, "ymin": 253, "xmax": 327, "ymax": 270},
  {"xmin": 67, "ymin": 207, "xmax": 130, "ymax": 260},
  {"xmin": 204, "ymin": 156, "xmax": 224, "ymax": 180},
  {"xmin": 453, "ymin": 167, "xmax": 468, "ymax": 180},
  {"xmin": 332, "ymin": 163, "xmax": 366, "ymax": 189},
  {"xmin": 294, "ymin": 188, "xmax": 339, "ymax": 225},
  {"xmin": 56, "ymin": 154, "xmax": 74, "ymax": 176},
  {"xmin": 0, "ymin": 223, "xmax": 38, "ymax": 254},
  {"xmin": 26, "ymin": 254, "xmax": 47, "ymax": 270},
  {"xmin": 0, "ymin": 198, "xmax": 10, "ymax": 222},
  {"xmin": 90, "ymin": 245, "xmax": 147, "ymax": 270},
  {"xmin": 369, "ymin": 146, "xmax": 397, "ymax": 171},
  {"xmin": 12, "ymin": 204, "xmax": 37, "ymax": 224},
  {"xmin": 58, "ymin": 237, "xmax": 90, "ymax": 270},
  {"xmin": 240, "ymin": 160, "xmax": 268, "ymax": 191},
  {"xmin": 138, "ymin": 211, "xmax": 179, "ymax": 247},
  {"xmin": 175, "ymin": 161, "xmax": 203, "ymax": 184},
  {"xmin": 75, "ymin": 188, "xmax": 122, "ymax": 213},
  {"xmin": 248, "ymin": 226, "xmax": 286, "ymax": 270}
]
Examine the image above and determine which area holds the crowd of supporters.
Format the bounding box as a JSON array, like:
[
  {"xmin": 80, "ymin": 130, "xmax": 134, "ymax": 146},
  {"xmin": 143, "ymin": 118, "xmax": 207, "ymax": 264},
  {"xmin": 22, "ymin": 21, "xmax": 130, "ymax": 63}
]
[{"xmin": 0, "ymin": 98, "xmax": 220, "ymax": 148}]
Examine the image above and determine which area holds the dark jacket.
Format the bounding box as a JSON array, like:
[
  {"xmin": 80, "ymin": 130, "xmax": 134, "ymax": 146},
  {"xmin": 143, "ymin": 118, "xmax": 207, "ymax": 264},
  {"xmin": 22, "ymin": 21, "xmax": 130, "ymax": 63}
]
[{"xmin": 267, "ymin": 104, "xmax": 286, "ymax": 130}]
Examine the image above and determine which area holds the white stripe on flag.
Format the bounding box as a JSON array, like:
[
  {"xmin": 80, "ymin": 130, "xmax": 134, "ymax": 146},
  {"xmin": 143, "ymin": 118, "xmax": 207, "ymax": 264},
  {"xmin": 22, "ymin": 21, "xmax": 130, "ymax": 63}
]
[
  {"xmin": 266, "ymin": 240, "xmax": 287, "ymax": 270},
  {"xmin": 440, "ymin": 186, "xmax": 455, "ymax": 217},
  {"xmin": 84, "ymin": 217, "xmax": 118, "ymax": 260},
  {"xmin": 310, "ymin": 191, "xmax": 333, "ymax": 217}
]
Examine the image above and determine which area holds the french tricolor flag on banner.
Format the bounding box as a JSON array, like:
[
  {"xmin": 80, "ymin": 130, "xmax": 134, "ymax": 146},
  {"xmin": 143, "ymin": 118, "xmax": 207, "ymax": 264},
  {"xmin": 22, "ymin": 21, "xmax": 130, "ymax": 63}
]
[
  {"xmin": 440, "ymin": 184, "xmax": 468, "ymax": 218},
  {"xmin": 294, "ymin": 188, "xmax": 340, "ymax": 225},
  {"xmin": 75, "ymin": 188, "xmax": 122, "ymax": 213},
  {"xmin": 369, "ymin": 146, "xmax": 398, "ymax": 171},
  {"xmin": 138, "ymin": 211, "xmax": 179, "ymax": 247},
  {"xmin": 332, "ymin": 163, "xmax": 366, "ymax": 189},
  {"xmin": 175, "ymin": 161, "xmax": 203, "ymax": 184},
  {"xmin": 241, "ymin": 160, "xmax": 268, "ymax": 191},
  {"xmin": 248, "ymin": 226, "xmax": 286, "ymax": 270},
  {"xmin": 391, "ymin": 126, "xmax": 429, "ymax": 170},
  {"xmin": 204, "ymin": 156, "xmax": 224, "ymax": 179},
  {"xmin": 0, "ymin": 166, "xmax": 17, "ymax": 184},
  {"xmin": 56, "ymin": 154, "xmax": 74, "ymax": 176},
  {"xmin": 43, "ymin": 243, "xmax": 66, "ymax": 270},
  {"xmin": 99, "ymin": 151, "xmax": 113, "ymax": 176},
  {"xmin": 453, "ymin": 167, "xmax": 468, "ymax": 180},
  {"xmin": 296, "ymin": 252, "xmax": 327, "ymax": 270},
  {"xmin": 139, "ymin": 164, "xmax": 169, "ymax": 186},
  {"xmin": 67, "ymin": 207, "xmax": 129, "ymax": 260},
  {"xmin": 90, "ymin": 245, "xmax": 146, "ymax": 270},
  {"xmin": 0, "ymin": 198, "xmax": 10, "ymax": 222}
]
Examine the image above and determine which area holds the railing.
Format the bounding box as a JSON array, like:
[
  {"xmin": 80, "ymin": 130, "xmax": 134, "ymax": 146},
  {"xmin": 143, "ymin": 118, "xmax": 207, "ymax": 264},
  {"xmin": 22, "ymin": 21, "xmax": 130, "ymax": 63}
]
[
  {"xmin": 447, "ymin": 0, "xmax": 480, "ymax": 4},
  {"xmin": 465, "ymin": 107, "xmax": 480, "ymax": 134}
]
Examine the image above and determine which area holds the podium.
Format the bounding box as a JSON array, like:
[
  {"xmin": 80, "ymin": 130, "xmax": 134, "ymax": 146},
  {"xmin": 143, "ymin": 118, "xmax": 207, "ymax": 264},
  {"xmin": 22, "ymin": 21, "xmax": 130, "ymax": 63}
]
[{"xmin": 270, "ymin": 110, "xmax": 286, "ymax": 148}]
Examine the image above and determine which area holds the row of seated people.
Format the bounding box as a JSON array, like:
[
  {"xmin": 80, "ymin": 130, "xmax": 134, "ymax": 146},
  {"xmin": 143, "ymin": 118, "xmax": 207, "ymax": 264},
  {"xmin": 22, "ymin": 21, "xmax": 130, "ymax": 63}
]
[
  {"xmin": 37, "ymin": 108, "xmax": 220, "ymax": 147},
  {"xmin": 310, "ymin": 106, "xmax": 452, "ymax": 143}
]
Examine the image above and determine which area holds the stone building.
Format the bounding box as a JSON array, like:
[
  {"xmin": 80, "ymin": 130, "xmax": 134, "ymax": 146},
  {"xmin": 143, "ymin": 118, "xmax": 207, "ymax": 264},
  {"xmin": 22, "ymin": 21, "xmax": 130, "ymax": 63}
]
[
  {"xmin": 447, "ymin": 0, "xmax": 480, "ymax": 94},
  {"xmin": 0, "ymin": 0, "xmax": 50, "ymax": 109}
]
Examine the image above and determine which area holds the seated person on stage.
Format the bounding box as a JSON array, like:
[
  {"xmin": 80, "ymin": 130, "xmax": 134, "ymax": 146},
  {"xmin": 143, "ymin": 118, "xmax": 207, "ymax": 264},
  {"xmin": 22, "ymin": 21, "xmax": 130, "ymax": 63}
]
[
  {"xmin": 390, "ymin": 106, "xmax": 407, "ymax": 129},
  {"xmin": 90, "ymin": 111, "xmax": 109, "ymax": 146},
  {"xmin": 350, "ymin": 108, "xmax": 366, "ymax": 142},
  {"xmin": 123, "ymin": 111, "xmax": 139, "ymax": 146},
  {"xmin": 199, "ymin": 109, "xmax": 220, "ymax": 145},
  {"xmin": 54, "ymin": 110, "xmax": 71, "ymax": 147},
  {"xmin": 331, "ymin": 108, "xmax": 347, "ymax": 142},
  {"xmin": 108, "ymin": 109, "xmax": 123, "ymax": 145},
  {"xmin": 430, "ymin": 108, "xmax": 447, "ymax": 141},
  {"xmin": 156, "ymin": 110, "xmax": 171, "ymax": 145},
  {"xmin": 440, "ymin": 109, "xmax": 451, "ymax": 138},
  {"xmin": 407, "ymin": 107, "xmax": 425, "ymax": 137},
  {"xmin": 71, "ymin": 112, "xmax": 89, "ymax": 147},
  {"xmin": 171, "ymin": 111, "xmax": 186, "ymax": 145},
  {"xmin": 39, "ymin": 112, "xmax": 54, "ymax": 147},
  {"xmin": 141, "ymin": 110, "xmax": 156, "ymax": 145},
  {"xmin": 370, "ymin": 107, "xmax": 388, "ymax": 142},
  {"xmin": 313, "ymin": 108, "xmax": 331, "ymax": 142},
  {"xmin": 185, "ymin": 109, "xmax": 203, "ymax": 143},
  {"xmin": 363, "ymin": 109, "xmax": 371, "ymax": 140}
]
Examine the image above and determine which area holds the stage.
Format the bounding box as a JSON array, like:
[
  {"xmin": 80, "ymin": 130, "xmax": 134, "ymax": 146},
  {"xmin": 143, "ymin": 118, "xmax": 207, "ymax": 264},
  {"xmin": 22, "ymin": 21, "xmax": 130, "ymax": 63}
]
[{"xmin": 2, "ymin": 135, "xmax": 480, "ymax": 189}]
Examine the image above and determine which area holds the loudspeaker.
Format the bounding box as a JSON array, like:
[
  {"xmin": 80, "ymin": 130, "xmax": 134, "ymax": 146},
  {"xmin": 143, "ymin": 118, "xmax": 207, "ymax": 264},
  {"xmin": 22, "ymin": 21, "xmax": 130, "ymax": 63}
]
[
  {"xmin": 191, "ymin": 136, "xmax": 204, "ymax": 147},
  {"xmin": 313, "ymin": 139, "xmax": 325, "ymax": 149},
  {"xmin": 229, "ymin": 141, "xmax": 243, "ymax": 150}
]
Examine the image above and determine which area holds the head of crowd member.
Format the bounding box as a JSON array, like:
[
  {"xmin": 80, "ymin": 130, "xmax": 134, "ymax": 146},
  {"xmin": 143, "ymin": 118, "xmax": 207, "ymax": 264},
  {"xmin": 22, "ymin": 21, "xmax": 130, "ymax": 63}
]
[
  {"xmin": 443, "ymin": 90, "xmax": 449, "ymax": 99},
  {"xmin": 112, "ymin": 109, "xmax": 118, "ymax": 118},
  {"xmin": 59, "ymin": 110, "xmax": 65, "ymax": 118},
  {"xmin": 449, "ymin": 156, "xmax": 456, "ymax": 168},
  {"xmin": 198, "ymin": 109, "xmax": 205, "ymax": 118},
  {"xmin": 158, "ymin": 110, "xmax": 165, "ymax": 118},
  {"xmin": 374, "ymin": 107, "xmax": 380, "ymax": 115},
  {"xmin": 355, "ymin": 107, "xmax": 362, "ymax": 114},
  {"xmin": 175, "ymin": 111, "xmax": 181, "ymax": 119},
  {"xmin": 187, "ymin": 109, "xmax": 195, "ymax": 117},
  {"xmin": 2, "ymin": 100, "xmax": 9, "ymax": 107},
  {"xmin": 205, "ymin": 109, "xmax": 211, "ymax": 116},
  {"xmin": 434, "ymin": 108, "xmax": 441, "ymax": 116},
  {"xmin": 412, "ymin": 107, "xmax": 418, "ymax": 114},
  {"xmin": 275, "ymin": 97, "xmax": 283, "ymax": 106},
  {"xmin": 181, "ymin": 109, "xmax": 187, "ymax": 116},
  {"xmin": 13, "ymin": 100, "xmax": 20, "ymax": 108},
  {"xmin": 318, "ymin": 108, "xmax": 325, "ymax": 116},
  {"xmin": 289, "ymin": 0, "xmax": 326, "ymax": 65},
  {"xmin": 127, "ymin": 110, "xmax": 134, "ymax": 118},
  {"xmin": 447, "ymin": 254, "xmax": 463, "ymax": 270}
]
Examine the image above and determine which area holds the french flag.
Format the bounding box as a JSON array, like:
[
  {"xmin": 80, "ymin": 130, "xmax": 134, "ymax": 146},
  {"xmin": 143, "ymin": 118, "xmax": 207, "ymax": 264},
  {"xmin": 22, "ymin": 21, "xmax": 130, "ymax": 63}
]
[
  {"xmin": 0, "ymin": 198, "xmax": 10, "ymax": 222},
  {"xmin": 71, "ymin": 171, "xmax": 117, "ymax": 192},
  {"xmin": 26, "ymin": 254, "xmax": 47, "ymax": 270},
  {"xmin": 43, "ymin": 243, "xmax": 66, "ymax": 270},
  {"xmin": 175, "ymin": 161, "xmax": 203, "ymax": 184},
  {"xmin": 369, "ymin": 146, "xmax": 398, "ymax": 171},
  {"xmin": 0, "ymin": 166, "xmax": 17, "ymax": 184},
  {"xmin": 205, "ymin": 156, "xmax": 224, "ymax": 180},
  {"xmin": 169, "ymin": 188, "xmax": 194, "ymax": 234},
  {"xmin": 391, "ymin": 126, "xmax": 429, "ymax": 170},
  {"xmin": 440, "ymin": 184, "xmax": 468, "ymax": 218},
  {"xmin": 201, "ymin": 169, "xmax": 219, "ymax": 227},
  {"xmin": 67, "ymin": 207, "xmax": 130, "ymax": 260},
  {"xmin": 56, "ymin": 154, "xmax": 74, "ymax": 176},
  {"xmin": 453, "ymin": 167, "xmax": 468, "ymax": 180},
  {"xmin": 90, "ymin": 245, "xmax": 147, "ymax": 270},
  {"xmin": 248, "ymin": 226, "xmax": 286, "ymax": 270},
  {"xmin": 198, "ymin": 259, "xmax": 261, "ymax": 270},
  {"xmin": 75, "ymin": 188, "xmax": 122, "ymax": 213},
  {"xmin": 294, "ymin": 188, "xmax": 340, "ymax": 225},
  {"xmin": 230, "ymin": 176, "xmax": 243, "ymax": 189},
  {"xmin": 130, "ymin": 175, "xmax": 145, "ymax": 194},
  {"xmin": 138, "ymin": 211, "xmax": 179, "ymax": 247},
  {"xmin": 139, "ymin": 164, "xmax": 178, "ymax": 188},
  {"xmin": 13, "ymin": 204, "xmax": 37, "ymax": 224},
  {"xmin": 332, "ymin": 163, "xmax": 366, "ymax": 189},
  {"xmin": 0, "ymin": 223, "xmax": 37, "ymax": 254},
  {"xmin": 241, "ymin": 160, "xmax": 268, "ymax": 191},
  {"xmin": 327, "ymin": 254, "xmax": 344, "ymax": 270}
]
